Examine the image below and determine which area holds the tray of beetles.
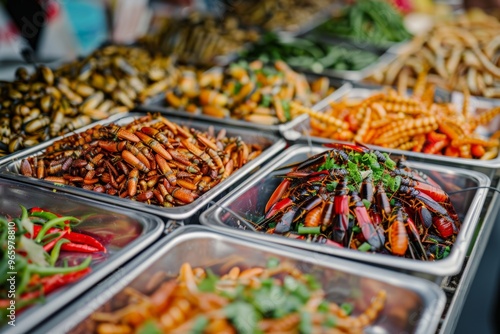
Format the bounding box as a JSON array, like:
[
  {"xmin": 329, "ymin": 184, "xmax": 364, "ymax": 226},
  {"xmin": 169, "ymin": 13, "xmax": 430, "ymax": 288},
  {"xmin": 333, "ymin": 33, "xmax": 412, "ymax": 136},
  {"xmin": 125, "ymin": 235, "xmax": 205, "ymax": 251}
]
[
  {"xmin": 0, "ymin": 178, "xmax": 164, "ymax": 334},
  {"xmin": 200, "ymin": 144, "xmax": 490, "ymax": 281},
  {"xmin": 0, "ymin": 112, "xmax": 286, "ymax": 223},
  {"xmin": 282, "ymin": 83, "xmax": 500, "ymax": 175}
]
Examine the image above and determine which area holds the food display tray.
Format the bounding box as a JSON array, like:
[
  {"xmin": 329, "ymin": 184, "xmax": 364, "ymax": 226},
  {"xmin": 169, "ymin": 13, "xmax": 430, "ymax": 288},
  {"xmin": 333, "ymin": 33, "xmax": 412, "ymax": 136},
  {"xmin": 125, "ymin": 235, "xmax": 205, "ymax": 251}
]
[
  {"xmin": 200, "ymin": 144, "xmax": 490, "ymax": 281},
  {"xmin": 0, "ymin": 112, "xmax": 286, "ymax": 222},
  {"xmin": 138, "ymin": 71, "xmax": 352, "ymax": 134},
  {"xmin": 0, "ymin": 178, "xmax": 164, "ymax": 334},
  {"xmin": 289, "ymin": 47, "xmax": 397, "ymax": 82},
  {"xmin": 283, "ymin": 85, "xmax": 500, "ymax": 176},
  {"xmin": 33, "ymin": 226, "xmax": 446, "ymax": 334}
]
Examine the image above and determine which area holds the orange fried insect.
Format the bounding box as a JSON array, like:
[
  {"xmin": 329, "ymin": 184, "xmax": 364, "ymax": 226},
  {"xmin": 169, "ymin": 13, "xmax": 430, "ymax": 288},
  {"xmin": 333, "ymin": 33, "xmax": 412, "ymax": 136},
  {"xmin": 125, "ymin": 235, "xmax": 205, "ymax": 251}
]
[
  {"xmin": 220, "ymin": 159, "xmax": 234, "ymax": 181},
  {"xmin": 140, "ymin": 127, "xmax": 174, "ymax": 148},
  {"xmin": 102, "ymin": 124, "xmax": 140, "ymax": 142},
  {"xmin": 387, "ymin": 206, "xmax": 408, "ymax": 256},
  {"xmin": 44, "ymin": 176, "xmax": 67, "ymax": 184},
  {"xmin": 122, "ymin": 150, "xmax": 150, "ymax": 173},
  {"xmin": 126, "ymin": 169, "xmax": 139, "ymax": 197},
  {"xmin": 237, "ymin": 140, "xmax": 249, "ymax": 168},
  {"xmin": 165, "ymin": 90, "xmax": 184, "ymax": 108},
  {"xmin": 207, "ymin": 148, "xmax": 224, "ymax": 171},
  {"xmin": 156, "ymin": 154, "xmax": 176, "ymax": 186},
  {"xmin": 171, "ymin": 187, "xmax": 197, "ymax": 204},
  {"xmin": 177, "ymin": 179, "xmax": 197, "ymax": 191},
  {"xmin": 304, "ymin": 205, "xmax": 323, "ymax": 227},
  {"xmin": 197, "ymin": 175, "xmax": 212, "ymax": 192},
  {"xmin": 158, "ymin": 116, "xmax": 178, "ymax": 135},
  {"xmin": 195, "ymin": 133, "xmax": 219, "ymax": 151},
  {"xmin": 136, "ymin": 132, "xmax": 172, "ymax": 161},
  {"xmin": 125, "ymin": 143, "xmax": 151, "ymax": 170},
  {"xmin": 181, "ymin": 139, "xmax": 215, "ymax": 169},
  {"xmin": 98, "ymin": 140, "xmax": 126, "ymax": 153},
  {"xmin": 36, "ymin": 159, "xmax": 45, "ymax": 179},
  {"xmin": 168, "ymin": 149, "xmax": 192, "ymax": 166}
]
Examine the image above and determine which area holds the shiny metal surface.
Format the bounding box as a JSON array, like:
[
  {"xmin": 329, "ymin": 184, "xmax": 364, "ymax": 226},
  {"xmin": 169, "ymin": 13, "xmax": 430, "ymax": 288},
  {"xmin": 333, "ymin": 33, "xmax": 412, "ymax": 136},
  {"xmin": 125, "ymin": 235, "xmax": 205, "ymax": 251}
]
[
  {"xmin": 200, "ymin": 144, "xmax": 490, "ymax": 280},
  {"xmin": 35, "ymin": 226, "xmax": 445, "ymax": 334},
  {"xmin": 0, "ymin": 178, "xmax": 164, "ymax": 334},
  {"xmin": 0, "ymin": 112, "xmax": 286, "ymax": 221}
]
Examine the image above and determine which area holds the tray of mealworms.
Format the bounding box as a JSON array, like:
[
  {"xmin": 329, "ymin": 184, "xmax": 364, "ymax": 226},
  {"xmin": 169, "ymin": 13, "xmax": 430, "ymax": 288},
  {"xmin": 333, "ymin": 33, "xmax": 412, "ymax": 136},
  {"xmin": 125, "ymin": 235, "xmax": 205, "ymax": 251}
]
[
  {"xmin": 34, "ymin": 226, "xmax": 446, "ymax": 334},
  {"xmin": 0, "ymin": 178, "xmax": 164, "ymax": 334},
  {"xmin": 283, "ymin": 82, "xmax": 500, "ymax": 169},
  {"xmin": 137, "ymin": 60, "xmax": 351, "ymax": 133},
  {"xmin": 0, "ymin": 112, "xmax": 286, "ymax": 222},
  {"xmin": 200, "ymin": 144, "xmax": 490, "ymax": 280}
]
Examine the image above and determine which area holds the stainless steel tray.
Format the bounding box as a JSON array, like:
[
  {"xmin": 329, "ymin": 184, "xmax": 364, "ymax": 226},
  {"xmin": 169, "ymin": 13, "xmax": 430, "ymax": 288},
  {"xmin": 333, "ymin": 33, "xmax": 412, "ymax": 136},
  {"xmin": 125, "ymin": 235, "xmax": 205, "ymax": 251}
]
[
  {"xmin": 34, "ymin": 226, "xmax": 446, "ymax": 334},
  {"xmin": 0, "ymin": 178, "xmax": 164, "ymax": 334},
  {"xmin": 138, "ymin": 75, "xmax": 352, "ymax": 134},
  {"xmin": 439, "ymin": 176, "xmax": 500, "ymax": 333},
  {"xmin": 0, "ymin": 112, "xmax": 128, "ymax": 167},
  {"xmin": 200, "ymin": 144, "xmax": 490, "ymax": 280},
  {"xmin": 283, "ymin": 85, "xmax": 500, "ymax": 173},
  {"xmin": 0, "ymin": 112, "xmax": 286, "ymax": 222}
]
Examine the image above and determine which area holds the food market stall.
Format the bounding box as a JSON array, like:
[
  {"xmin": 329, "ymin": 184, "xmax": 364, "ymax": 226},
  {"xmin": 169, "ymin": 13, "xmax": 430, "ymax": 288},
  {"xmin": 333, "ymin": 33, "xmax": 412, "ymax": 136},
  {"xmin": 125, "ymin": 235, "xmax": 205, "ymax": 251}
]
[{"xmin": 1, "ymin": 0, "xmax": 499, "ymax": 333}]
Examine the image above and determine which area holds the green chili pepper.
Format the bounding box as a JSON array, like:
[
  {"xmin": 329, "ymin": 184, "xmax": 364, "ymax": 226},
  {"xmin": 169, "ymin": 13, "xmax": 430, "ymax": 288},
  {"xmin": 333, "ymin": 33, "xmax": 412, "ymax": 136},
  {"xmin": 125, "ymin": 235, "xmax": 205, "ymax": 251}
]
[
  {"xmin": 30, "ymin": 211, "xmax": 59, "ymax": 222},
  {"xmin": 49, "ymin": 238, "xmax": 70, "ymax": 266},
  {"xmin": 28, "ymin": 256, "xmax": 91, "ymax": 277},
  {"xmin": 35, "ymin": 216, "xmax": 80, "ymax": 243}
]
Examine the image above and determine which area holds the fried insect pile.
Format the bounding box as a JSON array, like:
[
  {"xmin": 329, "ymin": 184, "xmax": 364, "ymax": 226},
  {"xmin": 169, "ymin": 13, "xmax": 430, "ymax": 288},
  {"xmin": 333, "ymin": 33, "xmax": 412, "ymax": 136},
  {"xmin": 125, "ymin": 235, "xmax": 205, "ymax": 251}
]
[
  {"xmin": 259, "ymin": 144, "xmax": 460, "ymax": 261},
  {"xmin": 19, "ymin": 114, "xmax": 262, "ymax": 207},
  {"xmin": 305, "ymin": 87, "xmax": 500, "ymax": 160},
  {"xmin": 164, "ymin": 60, "xmax": 334, "ymax": 125},
  {"xmin": 90, "ymin": 261, "xmax": 386, "ymax": 333}
]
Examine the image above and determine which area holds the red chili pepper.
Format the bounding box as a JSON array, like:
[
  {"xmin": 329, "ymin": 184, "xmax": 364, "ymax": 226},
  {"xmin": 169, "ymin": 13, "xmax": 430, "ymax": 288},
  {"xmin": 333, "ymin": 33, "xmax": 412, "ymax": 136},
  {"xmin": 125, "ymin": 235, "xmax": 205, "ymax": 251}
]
[
  {"xmin": 60, "ymin": 243, "xmax": 100, "ymax": 253},
  {"xmin": 26, "ymin": 225, "xmax": 63, "ymax": 239},
  {"xmin": 65, "ymin": 232, "xmax": 106, "ymax": 253},
  {"xmin": 20, "ymin": 267, "xmax": 92, "ymax": 301},
  {"xmin": 43, "ymin": 230, "xmax": 68, "ymax": 252}
]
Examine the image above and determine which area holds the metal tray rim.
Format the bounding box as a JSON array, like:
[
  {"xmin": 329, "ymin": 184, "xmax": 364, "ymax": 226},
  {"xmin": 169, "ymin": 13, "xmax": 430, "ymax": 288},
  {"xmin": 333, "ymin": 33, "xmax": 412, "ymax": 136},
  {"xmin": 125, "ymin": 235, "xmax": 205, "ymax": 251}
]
[
  {"xmin": 0, "ymin": 112, "xmax": 286, "ymax": 221},
  {"xmin": 0, "ymin": 178, "xmax": 165, "ymax": 334},
  {"xmin": 283, "ymin": 86, "xmax": 500, "ymax": 168},
  {"xmin": 34, "ymin": 225, "xmax": 446, "ymax": 334},
  {"xmin": 200, "ymin": 144, "xmax": 490, "ymax": 277}
]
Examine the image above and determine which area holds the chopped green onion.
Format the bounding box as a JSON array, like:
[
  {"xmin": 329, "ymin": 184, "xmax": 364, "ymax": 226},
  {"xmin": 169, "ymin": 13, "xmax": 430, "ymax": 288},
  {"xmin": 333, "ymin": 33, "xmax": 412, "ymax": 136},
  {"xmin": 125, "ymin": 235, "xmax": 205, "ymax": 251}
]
[
  {"xmin": 341, "ymin": 302, "xmax": 354, "ymax": 316},
  {"xmin": 298, "ymin": 226, "xmax": 321, "ymax": 235},
  {"xmin": 324, "ymin": 314, "xmax": 337, "ymax": 328},
  {"xmin": 358, "ymin": 242, "xmax": 371, "ymax": 252},
  {"xmin": 352, "ymin": 226, "xmax": 361, "ymax": 233},
  {"xmin": 299, "ymin": 312, "xmax": 312, "ymax": 334},
  {"xmin": 266, "ymin": 257, "xmax": 280, "ymax": 269},
  {"xmin": 362, "ymin": 199, "xmax": 371, "ymax": 209}
]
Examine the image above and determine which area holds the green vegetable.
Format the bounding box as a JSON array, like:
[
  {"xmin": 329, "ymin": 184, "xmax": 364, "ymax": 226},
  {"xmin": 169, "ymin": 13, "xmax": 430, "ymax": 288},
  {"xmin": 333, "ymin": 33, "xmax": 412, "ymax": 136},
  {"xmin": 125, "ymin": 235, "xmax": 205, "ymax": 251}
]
[
  {"xmin": 324, "ymin": 314, "xmax": 337, "ymax": 328},
  {"xmin": 358, "ymin": 242, "xmax": 371, "ymax": 252},
  {"xmin": 28, "ymin": 256, "xmax": 91, "ymax": 276},
  {"xmin": 136, "ymin": 320, "xmax": 162, "ymax": 334},
  {"xmin": 298, "ymin": 225, "xmax": 321, "ymax": 235},
  {"xmin": 266, "ymin": 257, "xmax": 280, "ymax": 269},
  {"xmin": 362, "ymin": 199, "xmax": 371, "ymax": 209},
  {"xmin": 341, "ymin": 302, "xmax": 354, "ymax": 316},
  {"xmin": 225, "ymin": 301, "xmax": 260, "ymax": 334},
  {"xmin": 299, "ymin": 312, "xmax": 312, "ymax": 334},
  {"xmin": 198, "ymin": 269, "xmax": 219, "ymax": 292},
  {"xmin": 352, "ymin": 226, "xmax": 362, "ymax": 234},
  {"xmin": 190, "ymin": 316, "xmax": 209, "ymax": 334}
]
